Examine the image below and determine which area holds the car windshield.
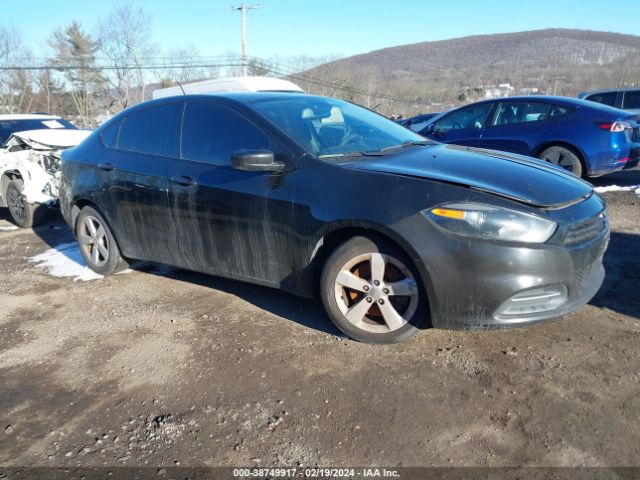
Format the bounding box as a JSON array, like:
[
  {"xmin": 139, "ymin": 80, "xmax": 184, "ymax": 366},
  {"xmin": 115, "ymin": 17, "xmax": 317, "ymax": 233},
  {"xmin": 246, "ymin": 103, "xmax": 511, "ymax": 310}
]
[
  {"xmin": 248, "ymin": 97, "xmax": 427, "ymax": 158},
  {"xmin": 0, "ymin": 118, "xmax": 77, "ymax": 145}
]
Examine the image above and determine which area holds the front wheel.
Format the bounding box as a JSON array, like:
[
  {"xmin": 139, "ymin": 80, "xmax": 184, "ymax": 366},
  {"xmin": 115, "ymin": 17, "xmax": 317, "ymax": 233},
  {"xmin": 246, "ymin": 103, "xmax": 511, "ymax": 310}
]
[
  {"xmin": 76, "ymin": 206, "xmax": 129, "ymax": 275},
  {"xmin": 6, "ymin": 179, "xmax": 46, "ymax": 228},
  {"xmin": 320, "ymin": 236, "xmax": 429, "ymax": 344},
  {"xmin": 539, "ymin": 146, "xmax": 583, "ymax": 177}
]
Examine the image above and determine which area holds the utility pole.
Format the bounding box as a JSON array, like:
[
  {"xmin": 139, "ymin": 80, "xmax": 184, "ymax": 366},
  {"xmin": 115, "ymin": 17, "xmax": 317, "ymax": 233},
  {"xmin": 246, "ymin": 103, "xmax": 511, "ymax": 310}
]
[{"xmin": 231, "ymin": 2, "xmax": 261, "ymax": 77}]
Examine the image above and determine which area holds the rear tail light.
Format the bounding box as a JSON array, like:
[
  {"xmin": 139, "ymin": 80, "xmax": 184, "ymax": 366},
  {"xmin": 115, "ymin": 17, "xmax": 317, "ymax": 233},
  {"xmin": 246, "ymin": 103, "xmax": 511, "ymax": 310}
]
[{"xmin": 596, "ymin": 121, "xmax": 632, "ymax": 132}]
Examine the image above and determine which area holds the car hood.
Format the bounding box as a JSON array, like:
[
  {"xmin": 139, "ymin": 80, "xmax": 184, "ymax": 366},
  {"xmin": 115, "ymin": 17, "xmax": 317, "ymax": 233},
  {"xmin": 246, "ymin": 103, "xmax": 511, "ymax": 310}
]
[
  {"xmin": 3, "ymin": 129, "xmax": 92, "ymax": 150},
  {"xmin": 343, "ymin": 144, "xmax": 593, "ymax": 208}
]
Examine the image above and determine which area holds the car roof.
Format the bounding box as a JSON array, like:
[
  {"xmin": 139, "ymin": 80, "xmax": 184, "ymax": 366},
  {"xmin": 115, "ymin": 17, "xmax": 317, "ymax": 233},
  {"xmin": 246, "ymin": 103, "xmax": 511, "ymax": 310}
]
[
  {"xmin": 0, "ymin": 113, "xmax": 61, "ymax": 121},
  {"xmin": 119, "ymin": 92, "xmax": 333, "ymax": 115},
  {"xmin": 430, "ymin": 95, "xmax": 632, "ymax": 118},
  {"xmin": 579, "ymin": 87, "xmax": 640, "ymax": 97},
  {"xmin": 470, "ymin": 95, "xmax": 592, "ymax": 106},
  {"xmin": 152, "ymin": 76, "xmax": 304, "ymax": 99},
  {"xmin": 98, "ymin": 92, "xmax": 338, "ymax": 132},
  {"xmin": 153, "ymin": 91, "xmax": 321, "ymax": 103}
]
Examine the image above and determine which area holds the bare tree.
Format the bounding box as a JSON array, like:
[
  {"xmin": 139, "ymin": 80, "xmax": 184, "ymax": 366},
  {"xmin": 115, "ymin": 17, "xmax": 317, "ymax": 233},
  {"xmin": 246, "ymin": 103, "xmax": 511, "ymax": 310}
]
[
  {"xmin": 33, "ymin": 69, "xmax": 65, "ymax": 114},
  {"xmin": 0, "ymin": 27, "xmax": 37, "ymax": 114},
  {"xmin": 98, "ymin": 4, "xmax": 158, "ymax": 110},
  {"xmin": 154, "ymin": 45, "xmax": 221, "ymax": 87},
  {"xmin": 49, "ymin": 21, "xmax": 104, "ymax": 127}
]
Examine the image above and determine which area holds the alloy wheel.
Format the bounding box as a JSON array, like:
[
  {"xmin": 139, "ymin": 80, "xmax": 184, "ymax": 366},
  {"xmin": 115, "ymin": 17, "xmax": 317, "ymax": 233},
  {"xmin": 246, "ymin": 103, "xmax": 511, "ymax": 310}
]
[
  {"xmin": 78, "ymin": 216, "xmax": 109, "ymax": 267},
  {"xmin": 542, "ymin": 148, "xmax": 577, "ymax": 173},
  {"xmin": 7, "ymin": 184, "xmax": 26, "ymax": 224},
  {"xmin": 334, "ymin": 252, "xmax": 419, "ymax": 333}
]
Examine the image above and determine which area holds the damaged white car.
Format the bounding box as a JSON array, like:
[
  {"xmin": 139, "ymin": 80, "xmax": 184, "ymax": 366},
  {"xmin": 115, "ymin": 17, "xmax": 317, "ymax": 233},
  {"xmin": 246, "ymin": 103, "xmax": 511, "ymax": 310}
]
[{"xmin": 0, "ymin": 115, "xmax": 91, "ymax": 228}]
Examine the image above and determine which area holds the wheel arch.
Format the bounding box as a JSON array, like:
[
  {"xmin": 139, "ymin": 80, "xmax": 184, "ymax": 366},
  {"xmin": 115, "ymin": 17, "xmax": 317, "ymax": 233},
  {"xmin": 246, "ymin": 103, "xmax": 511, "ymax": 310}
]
[
  {"xmin": 69, "ymin": 198, "xmax": 95, "ymax": 231},
  {"xmin": 0, "ymin": 170, "xmax": 22, "ymax": 207},
  {"xmin": 70, "ymin": 200, "xmax": 127, "ymax": 260},
  {"xmin": 534, "ymin": 141, "xmax": 588, "ymax": 174},
  {"xmin": 306, "ymin": 221, "xmax": 436, "ymax": 321}
]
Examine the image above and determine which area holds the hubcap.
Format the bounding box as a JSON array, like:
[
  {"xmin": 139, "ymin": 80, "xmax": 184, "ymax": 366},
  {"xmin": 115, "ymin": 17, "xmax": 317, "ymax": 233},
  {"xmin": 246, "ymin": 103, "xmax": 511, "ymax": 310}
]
[
  {"xmin": 78, "ymin": 216, "xmax": 109, "ymax": 267},
  {"xmin": 334, "ymin": 252, "xmax": 418, "ymax": 334},
  {"xmin": 7, "ymin": 185, "xmax": 26, "ymax": 223},
  {"xmin": 543, "ymin": 149, "xmax": 576, "ymax": 173}
]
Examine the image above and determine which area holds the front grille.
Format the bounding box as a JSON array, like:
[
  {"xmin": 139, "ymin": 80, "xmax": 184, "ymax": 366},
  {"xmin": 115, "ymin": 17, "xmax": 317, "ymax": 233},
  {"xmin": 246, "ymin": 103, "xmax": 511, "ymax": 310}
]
[
  {"xmin": 565, "ymin": 212, "xmax": 608, "ymax": 246},
  {"xmin": 633, "ymin": 126, "xmax": 640, "ymax": 142}
]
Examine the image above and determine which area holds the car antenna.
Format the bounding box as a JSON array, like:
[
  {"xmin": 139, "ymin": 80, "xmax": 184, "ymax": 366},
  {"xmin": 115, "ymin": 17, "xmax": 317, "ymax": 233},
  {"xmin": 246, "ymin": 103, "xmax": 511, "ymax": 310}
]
[{"xmin": 176, "ymin": 81, "xmax": 186, "ymax": 95}]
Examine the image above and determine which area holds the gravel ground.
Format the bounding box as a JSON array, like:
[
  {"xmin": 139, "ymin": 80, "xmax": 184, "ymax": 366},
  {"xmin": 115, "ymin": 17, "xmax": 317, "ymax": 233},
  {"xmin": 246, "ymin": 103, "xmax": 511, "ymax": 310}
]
[{"xmin": 0, "ymin": 169, "xmax": 639, "ymax": 470}]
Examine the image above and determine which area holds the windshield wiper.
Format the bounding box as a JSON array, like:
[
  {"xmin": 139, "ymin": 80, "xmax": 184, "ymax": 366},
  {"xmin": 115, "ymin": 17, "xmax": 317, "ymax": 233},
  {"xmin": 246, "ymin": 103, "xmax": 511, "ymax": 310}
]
[
  {"xmin": 318, "ymin": 141, "xmax": 433, "ymax": 159},
  {"xmin": 318, "ymin": 151, "xmax": 364, "ymax": 159},
  {"xmin": 379, "ymin": 140, "xmax": 434, "ymax": 153}
]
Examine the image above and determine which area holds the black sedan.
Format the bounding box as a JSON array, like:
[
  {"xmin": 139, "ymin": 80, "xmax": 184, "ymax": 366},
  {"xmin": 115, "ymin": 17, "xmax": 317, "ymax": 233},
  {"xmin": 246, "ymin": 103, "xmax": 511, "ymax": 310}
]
[{"xmin": 60, "ymin": 93, "xmax": 609, "ymax": 343}]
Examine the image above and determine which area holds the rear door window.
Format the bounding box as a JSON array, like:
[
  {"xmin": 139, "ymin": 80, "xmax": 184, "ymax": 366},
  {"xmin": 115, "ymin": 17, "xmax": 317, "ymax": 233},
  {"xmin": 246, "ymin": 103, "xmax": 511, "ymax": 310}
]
[
  {"xmin": 548, "ymin": 105, "xmax": 573, "ymax": 118},
  {"xmin": 492, "ymin": 102, "xmax": 550, "ymax": 125},
  {"xmin": 100, "ymin": 121, "xmax": 121, "ymax": 148},
  {"xmin": 181, "ymin": 101, "xmax": 269, "ymax": 166},
  {"xmin": 585, "ymin": 91, "xmax": 617, "ymax": 107},
  {"xmin": 622, "ymin": 90, "xmax": 640, "ymax": 110},
  {"xmin": 117, "ymin": 103, "xmax": 181, "ymax": 157}
]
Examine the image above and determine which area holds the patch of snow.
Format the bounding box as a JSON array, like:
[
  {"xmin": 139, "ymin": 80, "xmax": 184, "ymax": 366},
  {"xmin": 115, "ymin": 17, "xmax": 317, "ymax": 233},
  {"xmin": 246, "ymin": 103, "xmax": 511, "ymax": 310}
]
[
  {"xmin": 0, "ymin": 225, "xmax": 18, "ymax": 231},
  {"xmin": 29, "ymin": 242, "xmax": 103, "ymax": 281},
  {"xmin": 594, "ymin": 184, "xmax": 640, "ymax": 196},
  {"xmin": 28, "ymin": 244, "xmax": 172, "ymax": 282}
]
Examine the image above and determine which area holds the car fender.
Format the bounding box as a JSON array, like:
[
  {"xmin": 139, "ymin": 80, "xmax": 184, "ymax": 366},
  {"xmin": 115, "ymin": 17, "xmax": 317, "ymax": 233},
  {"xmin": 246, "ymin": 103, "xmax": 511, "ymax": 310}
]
[
  {"xmin": 305, "ymin": 218, "xmax": 438, "ymax": 321},
  {"xmin": 533, "ymin": 139, "xmax": 588, "ymax": 163},
  {"xmin": 0, "ymin": 151, "xmax": 57, "ymax": 206}
]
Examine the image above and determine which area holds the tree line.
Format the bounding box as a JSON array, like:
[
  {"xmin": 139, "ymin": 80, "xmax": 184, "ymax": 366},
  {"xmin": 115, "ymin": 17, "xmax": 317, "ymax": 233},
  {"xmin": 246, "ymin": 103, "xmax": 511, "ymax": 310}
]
[{"xmin": 0, "ymin": 4, "xmax": 398, "ymax": 127}]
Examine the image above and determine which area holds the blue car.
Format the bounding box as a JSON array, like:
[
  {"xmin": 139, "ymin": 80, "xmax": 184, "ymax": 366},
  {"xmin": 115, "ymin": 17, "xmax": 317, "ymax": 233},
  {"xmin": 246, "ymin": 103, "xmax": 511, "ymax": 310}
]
[{"xmin": 419, "ymin": 96, "xmax": 640, "ymax": 177}]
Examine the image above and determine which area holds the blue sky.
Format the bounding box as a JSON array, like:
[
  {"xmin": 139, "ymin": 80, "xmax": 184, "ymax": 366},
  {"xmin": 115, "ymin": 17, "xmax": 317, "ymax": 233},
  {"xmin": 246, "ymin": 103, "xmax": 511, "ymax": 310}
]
[{"xmin": 4, "ymin": 0, "xmax": 640, "ymax": 59}]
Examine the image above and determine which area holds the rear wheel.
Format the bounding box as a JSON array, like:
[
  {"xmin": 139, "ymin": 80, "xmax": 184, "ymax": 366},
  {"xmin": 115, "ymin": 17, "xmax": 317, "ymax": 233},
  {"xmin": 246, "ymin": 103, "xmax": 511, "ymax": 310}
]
[
  {"xmin": 6, "ymin": 179, "xmax": 46, "ymax": 228},
  {"xmin": 76, "ymin": 206, "xmax": 129, "ymax": 275},
  {"xmin": 539, "ymin": 146, "xmax": 583, "ymax": 177},
  {"xmin": 320, "ymin": 236, "xmax": 429, "ymax": 344}
]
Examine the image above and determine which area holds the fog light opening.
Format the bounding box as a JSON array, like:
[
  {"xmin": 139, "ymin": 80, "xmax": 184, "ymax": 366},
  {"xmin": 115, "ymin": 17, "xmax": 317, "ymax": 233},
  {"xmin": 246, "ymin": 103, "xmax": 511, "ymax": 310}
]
[{"xmin": 494, "ymin": 285, "xmax": 568, "ymax": 320}]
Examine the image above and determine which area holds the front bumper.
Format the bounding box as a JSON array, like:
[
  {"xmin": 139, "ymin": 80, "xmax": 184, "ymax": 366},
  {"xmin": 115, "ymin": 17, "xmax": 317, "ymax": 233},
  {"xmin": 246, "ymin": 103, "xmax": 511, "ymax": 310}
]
[
  {"xmin": 399, "ymin": 197, "xmax": 609, "ymax": 331},
  {"xmin": 449, "ymin": 260, "xmax": 605, "ymax": 331},
  {"xmin": 424, "ymin": 234, "xmax": 607, "ymax": 331}
]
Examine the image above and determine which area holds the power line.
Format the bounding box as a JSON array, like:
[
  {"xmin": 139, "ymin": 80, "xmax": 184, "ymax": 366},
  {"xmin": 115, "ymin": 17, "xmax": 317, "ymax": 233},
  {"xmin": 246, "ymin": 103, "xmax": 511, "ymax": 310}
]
[
  {"xmin": 0, "ymin": 62, "xmax": 245, "ymax": 71},
  {"xmin": 249, "ymin": 59, "xmax": 423, "ymax": 105},
  {"xmin": 0, "ymin": 58, "xmax": 427, "ymax": 105}
]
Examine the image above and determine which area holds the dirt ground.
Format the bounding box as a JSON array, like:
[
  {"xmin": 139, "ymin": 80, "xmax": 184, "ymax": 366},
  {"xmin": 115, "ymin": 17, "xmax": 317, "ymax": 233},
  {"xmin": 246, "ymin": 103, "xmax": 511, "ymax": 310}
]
[{"xmin": 0, "ymin": 170, "xmax": 639, "ymax": 471}]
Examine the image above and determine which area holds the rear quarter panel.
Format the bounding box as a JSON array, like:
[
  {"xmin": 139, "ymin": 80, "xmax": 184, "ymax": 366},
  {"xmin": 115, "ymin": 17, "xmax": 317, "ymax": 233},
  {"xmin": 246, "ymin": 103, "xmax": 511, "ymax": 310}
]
[{"xmin": 59, "ymin": 132, "xmax": 108, "ymax": 229}]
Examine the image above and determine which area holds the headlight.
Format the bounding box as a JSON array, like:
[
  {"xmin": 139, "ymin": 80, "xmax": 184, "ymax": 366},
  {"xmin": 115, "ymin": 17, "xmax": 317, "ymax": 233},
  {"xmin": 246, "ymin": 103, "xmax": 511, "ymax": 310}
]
[{"xmin": 423, "ymin": 203, "xmax": 557, "ymax": 243}]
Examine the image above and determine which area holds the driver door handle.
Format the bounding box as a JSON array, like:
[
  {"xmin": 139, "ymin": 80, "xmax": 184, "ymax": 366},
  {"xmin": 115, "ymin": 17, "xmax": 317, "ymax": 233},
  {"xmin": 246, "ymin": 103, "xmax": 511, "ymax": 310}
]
[
  {"xmin": 170, "ymin": 175, "xmax": 197, "ymax": 187},
  {"xmin": 98, "ymin": 162, "xmax": 115, "ymax": 171}
]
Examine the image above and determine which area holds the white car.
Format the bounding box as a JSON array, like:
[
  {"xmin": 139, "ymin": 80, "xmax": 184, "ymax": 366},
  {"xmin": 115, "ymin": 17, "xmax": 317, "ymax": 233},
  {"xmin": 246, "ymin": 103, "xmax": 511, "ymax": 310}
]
[
  {"xmin": 151, "ymin": 76, "xmax": 304, "ymax": 99},
  {"xmin": 0, "ymin": 114, "xmax": 91, "ymax": 228}
]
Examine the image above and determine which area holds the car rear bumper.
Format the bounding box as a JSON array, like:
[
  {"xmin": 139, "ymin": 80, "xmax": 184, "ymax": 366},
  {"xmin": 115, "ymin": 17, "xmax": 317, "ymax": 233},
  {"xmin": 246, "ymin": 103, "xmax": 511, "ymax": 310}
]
[{"xmin": 587, "ymin": 144, "xmax": 640, "ymax": 176}]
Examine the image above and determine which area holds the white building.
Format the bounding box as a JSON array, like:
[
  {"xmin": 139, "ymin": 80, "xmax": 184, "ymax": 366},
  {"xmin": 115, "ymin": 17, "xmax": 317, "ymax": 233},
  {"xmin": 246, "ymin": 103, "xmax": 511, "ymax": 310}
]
[{"xmin": 484, "ymin": 83, "xmax": 515, "ymax": 99}]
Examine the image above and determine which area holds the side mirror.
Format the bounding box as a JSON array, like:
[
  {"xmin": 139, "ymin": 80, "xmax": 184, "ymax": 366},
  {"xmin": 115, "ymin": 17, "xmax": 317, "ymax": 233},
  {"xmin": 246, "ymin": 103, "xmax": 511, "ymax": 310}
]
[{"xmin": 230, "ymin": 149, "xmax": 285, "ymax": 172}]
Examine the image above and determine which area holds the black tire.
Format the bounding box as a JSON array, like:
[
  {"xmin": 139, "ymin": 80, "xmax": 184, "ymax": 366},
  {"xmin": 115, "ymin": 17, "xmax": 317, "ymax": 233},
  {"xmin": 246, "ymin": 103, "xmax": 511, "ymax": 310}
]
[
  {"xmin": 320, "ymin": 235, "xmax": 429, "ymax": 344},
  {"xmin": 538, "ymin": 146, "xmax": 583, "ymax": 177},
  {"xmin": 76, "ymin": 206, "xmax": 129, "ymax": 275},
  {"xmin": 5, "ymin": 179, "xmax": 46, "ymax": 228}
]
